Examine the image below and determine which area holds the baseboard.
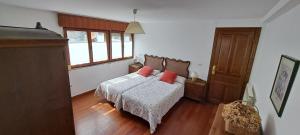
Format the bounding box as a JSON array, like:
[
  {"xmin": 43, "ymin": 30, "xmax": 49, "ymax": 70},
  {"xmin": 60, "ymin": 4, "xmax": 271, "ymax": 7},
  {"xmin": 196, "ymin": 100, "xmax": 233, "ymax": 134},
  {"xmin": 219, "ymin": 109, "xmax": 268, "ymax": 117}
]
[{"xmin": 72, "ymin": 89, "xmax": 96, "ymax": 99}]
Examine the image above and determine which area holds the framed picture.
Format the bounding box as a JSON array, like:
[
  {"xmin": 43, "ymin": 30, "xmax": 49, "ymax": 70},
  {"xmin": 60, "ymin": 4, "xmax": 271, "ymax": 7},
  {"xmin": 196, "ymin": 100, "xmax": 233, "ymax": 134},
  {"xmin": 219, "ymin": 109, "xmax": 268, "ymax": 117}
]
[{"xmin": 270, "ymin": 55, "xmax": 299, "ymax": 117}]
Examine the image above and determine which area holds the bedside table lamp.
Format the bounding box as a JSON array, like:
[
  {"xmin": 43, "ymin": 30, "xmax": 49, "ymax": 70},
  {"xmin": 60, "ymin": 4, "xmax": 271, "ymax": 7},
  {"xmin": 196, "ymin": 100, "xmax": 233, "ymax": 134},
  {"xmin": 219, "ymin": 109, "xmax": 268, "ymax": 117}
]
[
  {"xmin": 191, "ymin": 72, "xmax": 198, "ymax": 81},
  {"xmin": 133, "ymin": 56, "xmax": 138, "ymax": 63}
]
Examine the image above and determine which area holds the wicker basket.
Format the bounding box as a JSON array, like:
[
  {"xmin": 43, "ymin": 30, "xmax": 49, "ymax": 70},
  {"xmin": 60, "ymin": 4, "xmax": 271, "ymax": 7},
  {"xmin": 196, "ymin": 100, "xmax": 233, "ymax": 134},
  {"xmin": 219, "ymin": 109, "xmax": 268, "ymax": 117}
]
[
  {"xmin": 224, "ymin": 119, "xmax": 259, "ymax": 135},
  {"xmin": 222, "ymin": 100, "xmax": 261, "ymax": 135}
]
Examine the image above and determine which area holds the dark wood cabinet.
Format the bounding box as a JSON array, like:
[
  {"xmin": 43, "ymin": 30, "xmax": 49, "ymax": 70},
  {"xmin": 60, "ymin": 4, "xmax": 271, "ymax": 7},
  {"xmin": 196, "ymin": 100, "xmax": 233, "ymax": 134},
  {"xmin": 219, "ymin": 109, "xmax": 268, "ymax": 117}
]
[
  {"xmin": 0, "ymin": 26, "xmax": 75, "ymax": 135},
  {"xmin": 184, "ymin": 78, "xmax": 207, "ymax": 102},
  {"xmin": 209, "ymin": 104, "xmax": 229, "ymax": 135},
  {"xmin": 128, "ymin": 62, "xmax": 143, "ymax": 73}
]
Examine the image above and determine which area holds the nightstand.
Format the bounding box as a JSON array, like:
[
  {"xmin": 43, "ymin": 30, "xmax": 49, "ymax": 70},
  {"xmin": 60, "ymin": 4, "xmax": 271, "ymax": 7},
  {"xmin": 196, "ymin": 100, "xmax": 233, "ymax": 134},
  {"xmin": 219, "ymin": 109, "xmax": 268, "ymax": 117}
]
[
  {"xmin": 184, "ymin": 78, "xmax": 207, "ymax": 102},
  {"xmin": 128, "ymin": 62, "xmax": 143, "ymax": 73}
]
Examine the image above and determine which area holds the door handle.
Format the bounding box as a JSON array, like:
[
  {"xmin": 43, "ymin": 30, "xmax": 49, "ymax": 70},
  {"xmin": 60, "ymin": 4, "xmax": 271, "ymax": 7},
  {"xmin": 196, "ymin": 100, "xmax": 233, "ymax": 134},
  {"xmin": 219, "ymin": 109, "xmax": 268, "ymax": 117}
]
[{"xmin": 212, "ymin": 65, "xmax": 216, "ymax": 75}]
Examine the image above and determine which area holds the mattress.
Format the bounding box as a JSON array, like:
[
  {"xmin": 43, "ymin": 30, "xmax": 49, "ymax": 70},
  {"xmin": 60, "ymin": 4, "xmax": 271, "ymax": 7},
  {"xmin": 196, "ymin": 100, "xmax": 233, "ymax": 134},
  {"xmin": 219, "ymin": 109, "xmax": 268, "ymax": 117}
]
[
  {"xmin": 121, "ymin": 77, "xmax": 185, "ymax": 134},
  {"xmin": 95, "ymin": 72, "xmax": 157, "ymax": 110}
]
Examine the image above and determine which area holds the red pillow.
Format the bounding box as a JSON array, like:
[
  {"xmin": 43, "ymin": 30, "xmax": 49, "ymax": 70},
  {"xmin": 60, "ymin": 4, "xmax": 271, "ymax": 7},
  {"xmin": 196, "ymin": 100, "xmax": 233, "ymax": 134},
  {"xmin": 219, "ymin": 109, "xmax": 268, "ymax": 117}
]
[
  {"xmin": 138, "ymin": 66, "xmax": 153, "ymax": 77},
  {"xmin": 160, "ymin": 70, "xmax": 177, "ymax": 84}
]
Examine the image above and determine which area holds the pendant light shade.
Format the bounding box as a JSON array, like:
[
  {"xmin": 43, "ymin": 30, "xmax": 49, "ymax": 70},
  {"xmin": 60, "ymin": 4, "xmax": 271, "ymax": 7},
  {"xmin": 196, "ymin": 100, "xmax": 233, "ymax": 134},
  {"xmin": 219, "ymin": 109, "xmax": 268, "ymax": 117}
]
[
  {"xmin": 125, "ymin": 9, "xmax": 145, "ymax": 34},
  {"xmin": 125, "ymin": 22, "xmax": 145, "ymax": 34}
]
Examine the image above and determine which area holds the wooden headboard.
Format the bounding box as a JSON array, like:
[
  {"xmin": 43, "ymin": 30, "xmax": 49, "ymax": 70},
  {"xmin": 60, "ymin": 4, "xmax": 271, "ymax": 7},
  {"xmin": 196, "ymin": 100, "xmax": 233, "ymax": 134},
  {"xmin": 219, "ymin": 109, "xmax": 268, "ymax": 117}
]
[
  {"xmin": 164, "ymin": 58, "xmax": 190, "ymax": 78},
  {"xmin": 144, "ymin": 54, "xmax": 164, "ymax": 71}
]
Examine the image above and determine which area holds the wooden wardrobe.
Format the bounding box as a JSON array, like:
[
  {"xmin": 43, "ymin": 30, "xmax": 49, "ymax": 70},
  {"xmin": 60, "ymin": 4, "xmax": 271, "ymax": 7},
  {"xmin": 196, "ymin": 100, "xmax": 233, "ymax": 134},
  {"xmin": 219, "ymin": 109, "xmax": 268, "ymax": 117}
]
[{"xmin": 0, "ymin": 25, "xmax": 75, "ymax": 135}]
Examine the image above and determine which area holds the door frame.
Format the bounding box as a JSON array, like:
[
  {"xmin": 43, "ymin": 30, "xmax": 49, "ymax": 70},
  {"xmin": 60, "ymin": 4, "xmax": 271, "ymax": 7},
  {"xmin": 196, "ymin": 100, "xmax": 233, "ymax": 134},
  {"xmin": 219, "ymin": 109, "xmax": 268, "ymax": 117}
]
[{"xmin": 207, "ymin": 27, "xmax": 261, "ymax": 102}]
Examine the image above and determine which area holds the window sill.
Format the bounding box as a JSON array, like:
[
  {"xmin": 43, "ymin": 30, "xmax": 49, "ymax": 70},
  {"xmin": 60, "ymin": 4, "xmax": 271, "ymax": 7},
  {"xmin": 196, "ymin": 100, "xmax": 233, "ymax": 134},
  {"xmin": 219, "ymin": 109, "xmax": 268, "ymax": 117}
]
[{"xmin": 69, "ymin": 57, "xmax": 133, "ymax": 70}]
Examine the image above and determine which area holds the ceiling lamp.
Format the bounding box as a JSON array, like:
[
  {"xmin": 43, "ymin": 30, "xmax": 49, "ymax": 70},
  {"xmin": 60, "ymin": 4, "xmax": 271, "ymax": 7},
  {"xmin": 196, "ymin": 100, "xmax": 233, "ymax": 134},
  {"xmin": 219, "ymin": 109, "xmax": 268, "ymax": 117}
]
[{"xmin": 125, "ymin": 9, "xmax": 145, "ymax": 34}]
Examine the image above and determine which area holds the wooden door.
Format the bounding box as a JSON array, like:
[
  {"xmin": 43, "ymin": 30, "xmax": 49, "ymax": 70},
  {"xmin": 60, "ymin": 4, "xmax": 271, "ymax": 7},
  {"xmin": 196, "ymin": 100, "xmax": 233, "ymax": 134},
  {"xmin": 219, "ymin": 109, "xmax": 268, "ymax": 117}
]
[{"xmin": 207, "ymin": 28, "xmax": 261, "ymax": 104}]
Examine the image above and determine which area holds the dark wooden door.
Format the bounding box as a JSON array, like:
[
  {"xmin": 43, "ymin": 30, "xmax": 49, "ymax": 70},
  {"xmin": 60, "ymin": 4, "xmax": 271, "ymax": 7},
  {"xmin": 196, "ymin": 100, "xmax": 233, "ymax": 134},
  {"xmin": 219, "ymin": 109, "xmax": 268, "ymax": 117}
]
[{"xmin": 207, "ymin": 28, "xmax": 261, "ymax": 104}]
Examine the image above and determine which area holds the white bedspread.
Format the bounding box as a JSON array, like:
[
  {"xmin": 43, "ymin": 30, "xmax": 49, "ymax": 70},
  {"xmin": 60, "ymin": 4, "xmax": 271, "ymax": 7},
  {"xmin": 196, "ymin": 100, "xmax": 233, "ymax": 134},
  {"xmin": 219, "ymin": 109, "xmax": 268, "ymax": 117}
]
[
  {"xmin": 95, "ymin": 72, "xmax": 156, "ymax": 110},
  {"xmin": 121, "ymin": 77, "xmax": 185, "ymax": 134}
]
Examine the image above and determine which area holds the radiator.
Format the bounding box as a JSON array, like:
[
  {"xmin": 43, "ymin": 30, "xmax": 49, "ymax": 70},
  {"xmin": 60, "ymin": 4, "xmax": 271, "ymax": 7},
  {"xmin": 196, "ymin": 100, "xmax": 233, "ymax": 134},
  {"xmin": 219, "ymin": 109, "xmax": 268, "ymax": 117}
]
[{"xmin": 242, "ymin": 82, "xmax": 256, "ymax": 106}]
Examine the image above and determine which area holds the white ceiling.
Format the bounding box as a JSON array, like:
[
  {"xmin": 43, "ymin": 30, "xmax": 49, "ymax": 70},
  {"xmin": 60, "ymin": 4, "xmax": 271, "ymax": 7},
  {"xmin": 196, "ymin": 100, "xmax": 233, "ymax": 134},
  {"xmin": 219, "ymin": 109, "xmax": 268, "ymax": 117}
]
[{"xmin": 0, "ymin": 0, "xmax": 279, "ymax": 22}]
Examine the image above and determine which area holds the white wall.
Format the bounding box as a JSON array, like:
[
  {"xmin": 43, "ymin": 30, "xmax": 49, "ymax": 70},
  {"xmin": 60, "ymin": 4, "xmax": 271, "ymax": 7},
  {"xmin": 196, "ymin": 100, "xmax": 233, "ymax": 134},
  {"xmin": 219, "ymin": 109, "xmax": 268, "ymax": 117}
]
[
  {"xmin": 135, "ymin": 21, "xmax": 215, "ymax": 80},
  {"xmin": 135, "ymin": 20, "xmax": 261, "ymax": 80},
  {"xmin": 249, "ymin": 4, "xmax": 300, "ymax": 135},
  {"xmin": 0, "ymin": 3, "xmax": 62, "ymax": 34},
  {"xmin": 0, "ymin": 3, "xmax": 133, "ymax": 96},
  {"xmin": 69, "ymin": 60, "xmax": 133, "ymax": 96}
]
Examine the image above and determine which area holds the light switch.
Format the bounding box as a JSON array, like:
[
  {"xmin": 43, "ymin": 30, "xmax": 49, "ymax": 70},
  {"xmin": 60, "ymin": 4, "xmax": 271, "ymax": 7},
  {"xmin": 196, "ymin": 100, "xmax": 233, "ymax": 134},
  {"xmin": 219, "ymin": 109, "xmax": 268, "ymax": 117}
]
[{"xmin": 67, "ymin": 65, "xmax": 72, "ymax": 71}]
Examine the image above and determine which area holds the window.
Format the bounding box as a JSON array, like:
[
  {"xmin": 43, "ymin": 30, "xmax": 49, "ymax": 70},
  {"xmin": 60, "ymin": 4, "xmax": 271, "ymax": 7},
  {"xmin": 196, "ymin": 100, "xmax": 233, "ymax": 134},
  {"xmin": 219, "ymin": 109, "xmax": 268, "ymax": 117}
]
[
  {"xmin": 65, "ymin": 29, "xmax": 134, "ymax": 68},
  {"xmin": 91, "ymin": 32, "xmax": 108, "ymax": 62},
  {"xmin": 66, "ymin": 30, "xmax": 90, "ymax": 65},
  {"xmin": 124, "ymin": 34, "xmax": 133, "ymax": 57},
  {"xmin": 111, "ymin": 33, "xmax": 122, "ymax": 59}
]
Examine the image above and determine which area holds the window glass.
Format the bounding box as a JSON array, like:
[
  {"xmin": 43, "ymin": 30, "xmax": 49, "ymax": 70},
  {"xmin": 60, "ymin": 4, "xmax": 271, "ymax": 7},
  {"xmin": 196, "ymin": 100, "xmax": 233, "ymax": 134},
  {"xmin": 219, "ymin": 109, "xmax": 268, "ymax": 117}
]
[
  {"xmin": 66, "ymin": 29, "xmax": 135, "ymax": 67},
  {"xmin": 67, "ymin": 30, "xmax": 89, "ymax": 65},
  {"xmin": 111, "ymin": 33, "xmax": 122, "ymax": 59},
  {"xmin": 91, "ymin": 32, "xmax": 108, "ymax": 62},
  {"xmin": 124, "ymin": 34, "xmax": 133, "ymax": 57}
]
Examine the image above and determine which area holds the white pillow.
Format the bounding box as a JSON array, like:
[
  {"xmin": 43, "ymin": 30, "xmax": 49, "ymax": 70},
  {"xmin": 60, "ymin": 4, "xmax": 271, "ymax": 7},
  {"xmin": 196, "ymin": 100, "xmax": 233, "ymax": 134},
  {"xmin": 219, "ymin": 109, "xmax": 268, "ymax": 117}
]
[
  {"xmin": 156, "ymin": 72, "xmax": 164, "ymax": 77},
  {"xmin": 175, "ymin": 75, "xmax": 186, "ymax": 84},
  {"xmin": 152, "ymin": 70, "xmax": 161, "ymax": 75}
]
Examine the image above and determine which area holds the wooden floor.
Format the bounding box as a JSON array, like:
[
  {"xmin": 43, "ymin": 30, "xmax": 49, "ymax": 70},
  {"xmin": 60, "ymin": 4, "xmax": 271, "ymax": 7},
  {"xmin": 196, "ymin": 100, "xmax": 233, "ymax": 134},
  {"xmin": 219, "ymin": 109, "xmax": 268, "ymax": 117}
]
[{"xmin": 72, "ymin": 91, "xmax": 217, "ymax": 135}]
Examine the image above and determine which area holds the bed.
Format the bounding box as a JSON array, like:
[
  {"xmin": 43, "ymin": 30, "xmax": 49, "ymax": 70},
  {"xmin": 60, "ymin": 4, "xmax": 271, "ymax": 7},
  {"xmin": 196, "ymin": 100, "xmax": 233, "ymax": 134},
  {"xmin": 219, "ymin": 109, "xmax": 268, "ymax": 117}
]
[
  {"xmin": 121, "ymin": 58, "xmax": 190, "ymax": 133},
  {"xmin": 95, "ymin": 55, "xmax": 164, "ymax": 110}
]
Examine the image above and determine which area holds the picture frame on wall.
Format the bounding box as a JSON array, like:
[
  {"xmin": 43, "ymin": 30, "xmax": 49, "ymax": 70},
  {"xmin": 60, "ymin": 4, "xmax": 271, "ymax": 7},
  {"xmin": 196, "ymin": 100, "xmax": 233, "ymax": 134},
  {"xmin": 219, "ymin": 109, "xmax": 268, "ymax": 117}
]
[{"xmin": 270, "ymin": 55, "xmax": 299, "ymax": 117}]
